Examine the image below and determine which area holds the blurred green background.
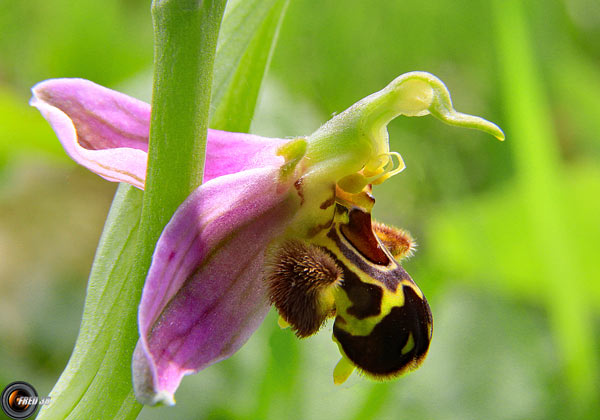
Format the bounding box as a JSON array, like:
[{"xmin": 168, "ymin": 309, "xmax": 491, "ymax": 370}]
[{"xmin": 1, "ymin": 0, "xmax": 599, "ymax": 419}]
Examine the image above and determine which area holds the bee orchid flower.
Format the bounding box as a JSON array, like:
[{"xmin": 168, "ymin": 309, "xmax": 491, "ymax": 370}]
[{"xmin": 31, "ymin": 73, "xmax": 504, "ymax": 406}]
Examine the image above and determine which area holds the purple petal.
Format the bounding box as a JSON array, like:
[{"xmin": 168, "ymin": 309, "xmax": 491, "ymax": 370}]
[
  {"xmin": 204, "ymin": 130, "xmax": 286, "ymax": 182},
  {"xmin": 30, "ymin": 78, "xmax": 287, "ymax": 189},
  {"xmin": 133, "ymin": 166, "xmax": 298, "ymax": 405},
  {"xmin": 31, "ymin": 78, "xmax": 150, "ymax": 189}
]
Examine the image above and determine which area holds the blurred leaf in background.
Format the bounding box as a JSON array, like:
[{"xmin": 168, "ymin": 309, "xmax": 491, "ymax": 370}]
[{"xmin": 1, "ymin": 0, "xmax": 599, "ymax": 419}]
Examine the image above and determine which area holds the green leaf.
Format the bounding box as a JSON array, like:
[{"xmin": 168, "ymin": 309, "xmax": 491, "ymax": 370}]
[
  {"xmin": 36, "ymin": 0, "xmax": 291, "ymax": 418},
  {"xmin": 37, "ymin": 184, "xmax": 144, "ymax": 420},
  {"xmin": 210, "ymin": 0, "xmax": 290, "ymax": 132}
]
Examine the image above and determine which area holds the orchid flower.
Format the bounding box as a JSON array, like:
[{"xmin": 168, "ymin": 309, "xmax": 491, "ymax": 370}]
[{"xmin": 31, "ymin": 73, "xmax": 504, "ymax": 406}]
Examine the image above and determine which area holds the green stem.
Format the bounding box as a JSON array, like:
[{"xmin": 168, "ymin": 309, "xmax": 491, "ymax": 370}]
[
  {"xmin": 127, "ymin": 0, "xmax": 226, "ymax": 405},
  {"xmin": 137, "ymin": 0, "xmax": 227, "ymax": 272}
]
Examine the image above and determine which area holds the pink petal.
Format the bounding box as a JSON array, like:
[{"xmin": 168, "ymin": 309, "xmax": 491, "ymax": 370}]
[
  {"xmin": 31, "ymin": 78, "xmax": 150, "ymax": 189},
  {"xmin": 204, "ymin": 131, "xmax": 286, "ymax": 182},
  {"xmin": 30, "ymin": 78, "xmax": 287, "ymax": 189},
  {"xmin": 133, "ymin": 166, "xmax": 298, "ymax": 405}
]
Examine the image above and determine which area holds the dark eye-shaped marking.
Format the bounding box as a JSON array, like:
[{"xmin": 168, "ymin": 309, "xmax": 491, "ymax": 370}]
[{"xmin": 333, "ymin": 285, "xmax": 433, "ymax": 378}]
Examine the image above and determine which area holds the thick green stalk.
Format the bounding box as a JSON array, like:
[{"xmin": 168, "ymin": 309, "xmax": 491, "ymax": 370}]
[
  {"xmin": 137, "ymin": 0, "xmax": 227, "ymax": 278},
  {"xmin": 129, "ymin": 0, "xmax": 227, "ymax": 406},
  {"xmin": 133, "ymin": 0, "xmax": 227, "ymax": 410}
]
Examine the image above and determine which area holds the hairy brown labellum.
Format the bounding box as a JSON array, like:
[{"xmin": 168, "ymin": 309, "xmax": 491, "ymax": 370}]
[{"xmin": 266, "ymin": 240, "xmax": 342, "ymax": 337}]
